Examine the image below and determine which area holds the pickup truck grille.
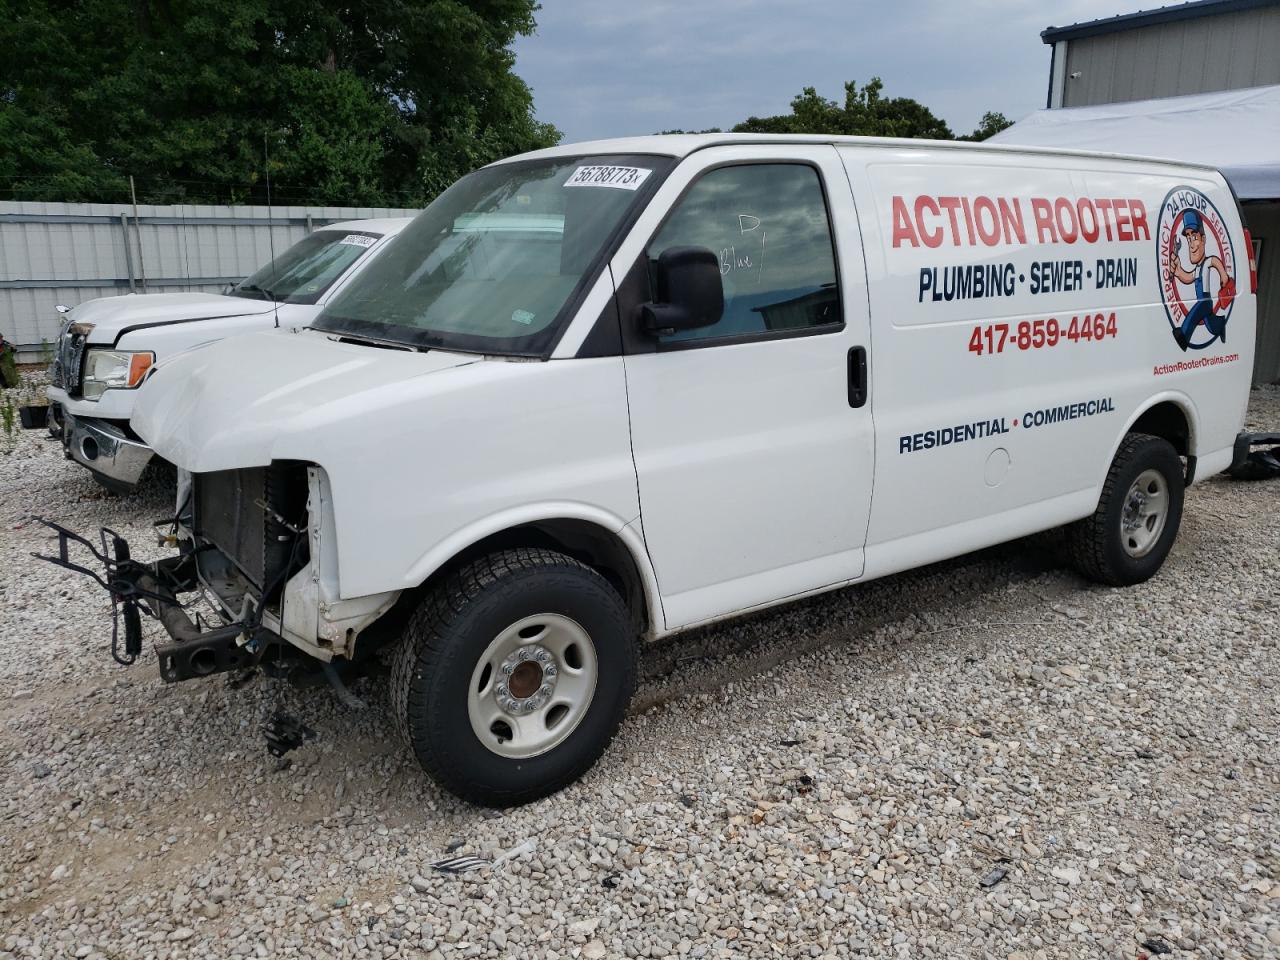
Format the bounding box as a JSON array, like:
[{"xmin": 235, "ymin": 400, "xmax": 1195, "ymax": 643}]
[
  {"xmin": 193, "ymin": 463, "xmax": 309, "ymax": 599},
  {"xmin": 51, "ymin": 321, "xmax": 90, "ymax": 397}
]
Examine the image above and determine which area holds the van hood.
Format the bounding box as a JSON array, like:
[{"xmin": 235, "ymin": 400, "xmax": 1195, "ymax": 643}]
[
  {"xmin": 132, "ymin": 329, "xmax": 480, "ymax": 472},
  {"xmin": 70, "ymin": 292, "xmax": 275, "ymax": 344}
]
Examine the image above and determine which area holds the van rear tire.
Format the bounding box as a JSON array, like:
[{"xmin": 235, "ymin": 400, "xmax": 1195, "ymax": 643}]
[
  {"xmin": 389, "ymin": 548, "xmax": 635, "ymax": 807},
  {"xmin": 1068, "ymin": 433, "xmax": 1184, "ymax": 586}
]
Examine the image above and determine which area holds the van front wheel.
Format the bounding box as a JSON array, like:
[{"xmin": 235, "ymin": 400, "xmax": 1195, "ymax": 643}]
[
  {"xmin": 1068, "ymin": 433, "xmax": 1185, "ymax": 586},
  {"xmin": 389, "ymin": 548, "xmax": 635, "ymax": 807}
]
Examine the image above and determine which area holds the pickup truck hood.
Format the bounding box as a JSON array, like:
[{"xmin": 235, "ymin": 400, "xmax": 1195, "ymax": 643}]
[
  {"xmin": 70, "ymin": 292, "xmax": 274, "ymax": 344},
  {"xmin": 132, "ymin": 329, "xmax": 480, "ymax": 472}
]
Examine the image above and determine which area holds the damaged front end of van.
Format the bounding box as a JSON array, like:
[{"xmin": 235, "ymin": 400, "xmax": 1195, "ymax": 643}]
[{"xmin": 35, "ymin": 458, "xmax": 398, "ymax": 683}]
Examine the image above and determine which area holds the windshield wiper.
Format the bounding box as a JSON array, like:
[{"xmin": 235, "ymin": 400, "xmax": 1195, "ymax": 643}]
[
  {"xmin": 307, "ymin": 327, "xmax": 425, "ymax": 352},
  {"xmin": 235, "ymin": 282, "xmax": 278, "ymax": 301}
]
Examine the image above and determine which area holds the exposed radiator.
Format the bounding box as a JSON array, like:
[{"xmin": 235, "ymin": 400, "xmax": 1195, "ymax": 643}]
[{"xmin": 193, "ymin": 463, "xmax": 309, "ymax": 598}]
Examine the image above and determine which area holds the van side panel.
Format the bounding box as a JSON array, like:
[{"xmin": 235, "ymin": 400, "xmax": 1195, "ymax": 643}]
[
  {"xmin": 838, "ymin": 145, "xmax": 1253, "ymax": 577},
  {"xmin": 1079, "ymin": 161, "xmax": 1254, "ymax": 469}
]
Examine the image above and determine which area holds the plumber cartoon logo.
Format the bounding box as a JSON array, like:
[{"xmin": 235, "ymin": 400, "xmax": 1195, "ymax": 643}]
[{"xmin": 1157, "ymin": 186, "xmax": 1236, "ymax": 351}]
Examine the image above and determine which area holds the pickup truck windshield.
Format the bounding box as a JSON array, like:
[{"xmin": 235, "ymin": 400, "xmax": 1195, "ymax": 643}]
[
  {"xmin": 228, "ymin": 230, "xmax": 382, "ymax": 306},
  {"xmin": 314, "ymin": 155, "xmax": 671, "ymax": 355}
]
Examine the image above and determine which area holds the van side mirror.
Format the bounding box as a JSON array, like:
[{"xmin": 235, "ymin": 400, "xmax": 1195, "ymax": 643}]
[{"xmin": 640, "ymin": 246, "xmax": 724, "ymax": 335}]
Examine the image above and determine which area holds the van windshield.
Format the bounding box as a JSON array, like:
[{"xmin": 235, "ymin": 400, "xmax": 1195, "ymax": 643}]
[
  {"xmin": 228, "ymin": 230, "xmax": 384, "ymax": 305},
  {"xmin": 314, "ymin": 155, "xmax": 670, "ymax": 355}
]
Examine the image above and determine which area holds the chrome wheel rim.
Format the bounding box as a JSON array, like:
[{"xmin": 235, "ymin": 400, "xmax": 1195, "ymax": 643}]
[
  {"xmin": 467, "ymin": 613, "xmax": 598, "ymax": 759},
  {"xmin": 1120, "ymin": 468, "xmax": 1169, "ymax": 558}
]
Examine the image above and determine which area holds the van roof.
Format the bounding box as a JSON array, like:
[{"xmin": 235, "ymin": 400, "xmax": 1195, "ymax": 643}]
[
  {"xmin": 320, "ymin": 217, "xmax": 415, "ymax": 235},
  {"xmin": 495, "ymin": 133, "xmax": 1223, "ymax": 176}
]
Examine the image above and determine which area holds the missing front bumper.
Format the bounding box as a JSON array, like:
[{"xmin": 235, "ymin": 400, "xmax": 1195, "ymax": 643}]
[
  {"xmin": 1230, "ymin": 431, "xmax": 1280, "ymax": 480},
  {"xmin": 32, "ymin": 519, "xmax": 273, "ymax": 682}
]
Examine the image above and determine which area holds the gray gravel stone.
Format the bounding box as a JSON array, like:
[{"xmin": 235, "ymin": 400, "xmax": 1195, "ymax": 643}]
[{"xmin": 1, "ymin": 371, "xmax": 1278, "ymax": 959}]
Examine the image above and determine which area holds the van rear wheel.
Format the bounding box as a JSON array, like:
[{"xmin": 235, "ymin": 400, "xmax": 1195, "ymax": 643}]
[
  {"xmin": 1068, "ymin": 433, "xmax": 1184, "ymax": 586},
  {"xmin": 389, "ymin": 548, "xmax": 635, "ymax": 807}
]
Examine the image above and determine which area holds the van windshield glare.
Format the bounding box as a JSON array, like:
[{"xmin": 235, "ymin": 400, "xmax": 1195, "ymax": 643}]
[{"xmin": 314, "ymin": 155, "xmax": 671, "ymax": 355}]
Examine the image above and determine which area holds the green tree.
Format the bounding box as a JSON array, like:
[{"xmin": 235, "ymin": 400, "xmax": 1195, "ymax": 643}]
[
  {"xmin": 730, "ymin": 79, "xmax": 1011, "ymax": 143},
  {"xmin": 734, "ymin": 79, "xmax": 955, "ymax": 139},
  {"xmin": 961, "ymin": 111, "xmax": 1014, "ymax": 142},
  {"xmin": 0, "ymin": 0, "xmax": 560, "ymax": 205}
]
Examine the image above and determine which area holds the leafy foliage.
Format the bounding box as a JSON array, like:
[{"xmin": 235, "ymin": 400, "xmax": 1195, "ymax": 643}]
[
  {"xmin": 960, "ymin": 111, "xmax": 1015, "ymax": 142},
  {"xmin": 732, "ymin": 79, "xmax": 1011, "ymax": 142},
  {"xmin": 0, "ymin": 0, "xmax": 560, "ymax": 205}
]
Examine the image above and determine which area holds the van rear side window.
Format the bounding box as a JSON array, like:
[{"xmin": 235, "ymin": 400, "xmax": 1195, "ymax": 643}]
[{"xmin": 649, "ymin": 163, "xmax": 842, "ymax": 344}]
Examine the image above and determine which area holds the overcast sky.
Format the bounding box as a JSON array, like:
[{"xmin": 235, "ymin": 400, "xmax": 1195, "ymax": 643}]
[{"xmin": 512, "ymin": 0, "xmax": 1127, "ymax": 141}]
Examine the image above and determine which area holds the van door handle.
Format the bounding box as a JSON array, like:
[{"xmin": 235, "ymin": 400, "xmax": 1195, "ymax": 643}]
[{"xmin": 847, "ymin": 346, "xmax": 868, "ymax": 408}]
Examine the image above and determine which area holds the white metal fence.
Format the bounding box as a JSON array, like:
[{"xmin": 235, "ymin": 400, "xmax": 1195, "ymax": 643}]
[{"xmin": 0, "ymin": 201, "xmax": 419, "ymax": 359}]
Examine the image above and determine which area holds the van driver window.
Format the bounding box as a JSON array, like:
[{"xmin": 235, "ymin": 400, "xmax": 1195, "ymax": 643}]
[{"xmin": 648, "ymin": 163, "xmax": 842, "ymax": 344}]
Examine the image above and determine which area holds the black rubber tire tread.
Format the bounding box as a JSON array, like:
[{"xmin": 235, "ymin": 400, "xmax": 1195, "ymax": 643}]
[
  {"xmin": 389, "ymin": 547, "xmax": 635, "ymax": 807},
  {"xmin": 1067, "ymin": 432, "xmax": 1184, "ymax": 587}
]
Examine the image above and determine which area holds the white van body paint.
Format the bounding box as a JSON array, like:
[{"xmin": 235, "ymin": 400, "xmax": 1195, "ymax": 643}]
[
  {"xmin": 135, "ymin": 330, "xmax": 646, "ymax": 603},
  {"xmin": 128, "ymin": 135, "xmax": 1254, "ymax": 655}
]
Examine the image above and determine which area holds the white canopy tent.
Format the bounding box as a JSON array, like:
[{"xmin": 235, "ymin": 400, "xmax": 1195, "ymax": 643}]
[{"xmin": 991, "ymin": 84, "xmax": 1280, "ymax": 200}]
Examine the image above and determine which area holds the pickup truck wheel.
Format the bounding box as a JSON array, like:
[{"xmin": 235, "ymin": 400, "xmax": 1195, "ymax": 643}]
[
  {"xmin": 389, "ymin": 548, "xmax": 635, "ymax": 807},
  {"xmin": 1068, "ymin": 433, "xmax": 1184, "ymax": 586}
]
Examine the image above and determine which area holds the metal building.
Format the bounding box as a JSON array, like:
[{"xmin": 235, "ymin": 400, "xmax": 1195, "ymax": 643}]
[
  {"xmin": 1012, "ymin": 0, "xmax": 1280, "ymax": 384},
  {"xmin": 1044, "ymin": 0, "xmax": 1280, "ymax": 109}
]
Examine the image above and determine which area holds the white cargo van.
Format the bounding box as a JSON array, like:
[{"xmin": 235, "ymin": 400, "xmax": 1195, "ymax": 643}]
[
  {"xmin": 44, "ymin": 218, "xmax": 411, "ymax": 491},
  {"xmin": 40, "ymin": 135, "xmax": 1259, "ymax": 806}
]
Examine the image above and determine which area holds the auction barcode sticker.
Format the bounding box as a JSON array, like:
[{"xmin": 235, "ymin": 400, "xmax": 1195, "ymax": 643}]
[
  {"xmin": 564, "ymin": 165, "xmax": 651, "ymax": 191},
  {"xmin": 339, "ymin": 234, "xmax": 377, "ymax": 247}
]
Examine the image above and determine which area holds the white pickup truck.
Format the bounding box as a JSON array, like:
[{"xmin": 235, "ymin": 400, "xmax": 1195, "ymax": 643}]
[
  {"xmin": 40, "ymin": 135, "xmax": 1259, "ymax": 806},
  {"xmin": 45, "ymin": 218, "xmax": 410, "ymax": 491}
]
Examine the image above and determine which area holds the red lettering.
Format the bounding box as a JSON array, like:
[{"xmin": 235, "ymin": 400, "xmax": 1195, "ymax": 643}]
[
  {"xmin": 891, "ymin": 196, "xmax": 918, "ymax": 247},
  {"xmin": 938, "ymin": 196, "xmax": 963, "ymax": 246},
  {"xmin": 1094, "ymin": 198, "xmax": 1115, "ymax": 241},
  {"xmin": 959, "ymin": 197, "xmax": 977, "ymax": 245},
  {"xmin": 973, "ymin": 196, "xmax": 1001, "ymax": 246},
  {"xmin": 915, "ymin": 195, "xmax": 943, "ymax": 248},
  {"xmin": 1031, "ymin": 198, "xmax": 1057, "ymax": 243},
  {"xmin": 998, "ymin": 198, "xmax": 1026, "ymax": 245},
  {"xmin": 1114, "ymin": 199, "xmax": 1133, "ymax": 241},
  {"xmin": 1129, "ymin": 199, "xmax": 1150, "ymax": 241},
  {"xmin": 1054, "ymin": 197, "xmax": 1078, "ymax": 243},
  {"xmin": 1076, "ymin": 198, "xmax": 1099, "ymax": 243}
]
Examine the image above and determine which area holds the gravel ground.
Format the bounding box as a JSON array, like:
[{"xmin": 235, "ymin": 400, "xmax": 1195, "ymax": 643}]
[{"xmin": 2, "ymin": 376, "xmax": 1278, "ymax": 960}]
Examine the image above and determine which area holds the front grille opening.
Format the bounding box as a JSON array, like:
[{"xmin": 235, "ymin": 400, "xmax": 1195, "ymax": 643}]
[
  {"xmin": 193, "ymin": 462, "xmax": 311, "ymax": 605},
  {"xmin": 54, "ymin": 325, "xmax": 90, "ymax": 397}
]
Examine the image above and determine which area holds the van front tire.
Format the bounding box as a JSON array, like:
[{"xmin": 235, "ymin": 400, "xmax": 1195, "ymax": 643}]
[
  {"xmin": 389, "ymin": 548, "xmax": 635, "ymax": 807},
  {"xmin": 1068, "ymin": 433, "xmax": 1185, "ymax": 586}
]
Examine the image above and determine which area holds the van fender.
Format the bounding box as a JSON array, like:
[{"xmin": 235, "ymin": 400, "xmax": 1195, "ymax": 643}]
[
  {"xmin": 401, "ymin": 502, "xmax": 665, "ymax": 633},
  {"xmin": 1100, "ymin": 389, "xmax": 1200, "ymax": 487}
]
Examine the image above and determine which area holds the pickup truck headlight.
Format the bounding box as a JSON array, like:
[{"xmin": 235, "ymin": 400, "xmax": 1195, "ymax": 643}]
[{"xmin": 82, "ymin": 349, "xmax": 155, "ymax": 399}]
